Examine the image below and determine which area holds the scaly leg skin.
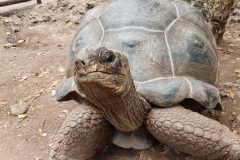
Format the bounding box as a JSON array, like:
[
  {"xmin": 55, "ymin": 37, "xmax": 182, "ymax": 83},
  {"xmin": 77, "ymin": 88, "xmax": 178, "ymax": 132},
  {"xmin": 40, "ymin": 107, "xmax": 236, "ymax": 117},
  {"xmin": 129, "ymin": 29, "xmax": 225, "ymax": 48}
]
[
  {"xmin": 49, "ymin": 103, "xmax": 112, "ymax": 160},
  {"xmin": 146, "ymin": 106, "xmax": 240, "ymax": 160}
]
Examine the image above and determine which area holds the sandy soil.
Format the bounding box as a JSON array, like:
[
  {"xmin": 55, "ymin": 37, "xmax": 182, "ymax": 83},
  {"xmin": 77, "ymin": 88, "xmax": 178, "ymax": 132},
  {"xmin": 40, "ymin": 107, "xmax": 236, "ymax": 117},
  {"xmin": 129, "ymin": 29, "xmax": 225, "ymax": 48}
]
[{"xmin": 0, "ymin": 0, "xmax": 240, "ymax": 160}]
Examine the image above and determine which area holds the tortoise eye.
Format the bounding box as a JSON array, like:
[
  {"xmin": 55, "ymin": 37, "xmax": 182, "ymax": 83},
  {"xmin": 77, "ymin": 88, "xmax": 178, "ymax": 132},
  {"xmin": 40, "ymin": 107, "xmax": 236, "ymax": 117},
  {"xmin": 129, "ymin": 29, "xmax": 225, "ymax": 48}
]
[{"xmin": 102, "ymin": 51, "xmax": 115, "ymax": 63}]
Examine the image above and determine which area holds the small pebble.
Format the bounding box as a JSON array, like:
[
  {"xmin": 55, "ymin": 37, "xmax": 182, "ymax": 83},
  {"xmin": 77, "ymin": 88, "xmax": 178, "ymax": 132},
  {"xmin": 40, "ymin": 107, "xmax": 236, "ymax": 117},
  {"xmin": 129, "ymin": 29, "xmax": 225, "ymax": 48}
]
[
  {"xmin": 10, "ymin": 100, "xmax": 28, "ymax": 115},
  {"xmin": 42, "ymin": 133, "xmax": 48, "ymax": 137},
  {"xmin": 51, "ymin": 90, "xmax": 56, "ymax": 96}
]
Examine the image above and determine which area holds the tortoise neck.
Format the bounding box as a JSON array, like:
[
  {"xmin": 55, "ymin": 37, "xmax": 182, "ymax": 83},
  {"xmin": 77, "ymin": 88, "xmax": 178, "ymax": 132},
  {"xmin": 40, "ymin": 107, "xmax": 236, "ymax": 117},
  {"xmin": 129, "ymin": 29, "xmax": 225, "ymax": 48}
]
[
  {"xmin": 78, "ymin": 81, "xmax": 151, "ymax": 132},
  {"xmin": 106, "ymin": 84, "xmax": 151, "ymax": 132}
]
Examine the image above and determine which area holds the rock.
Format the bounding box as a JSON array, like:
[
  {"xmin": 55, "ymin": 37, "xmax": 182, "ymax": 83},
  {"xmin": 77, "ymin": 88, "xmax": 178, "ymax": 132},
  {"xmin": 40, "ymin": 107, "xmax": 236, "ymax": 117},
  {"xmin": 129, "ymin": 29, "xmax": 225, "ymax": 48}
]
[
  {"xmin": 223, "ymin": 0, "xmax": 240, "ymax": 42},
  {"xmin": 183, "ymin": 0, "xmax": 234, "ymax": 40},
  {"xmin": 42, "ymin": 133, "xmax": 48, "ymax": 137},
  {"xmin": 10, "ymin": 100, "xmax": 28, "ymax": 115},
  {"xmin": 227, "ymin": 0, "xmax": 240, "ymax": 23}
]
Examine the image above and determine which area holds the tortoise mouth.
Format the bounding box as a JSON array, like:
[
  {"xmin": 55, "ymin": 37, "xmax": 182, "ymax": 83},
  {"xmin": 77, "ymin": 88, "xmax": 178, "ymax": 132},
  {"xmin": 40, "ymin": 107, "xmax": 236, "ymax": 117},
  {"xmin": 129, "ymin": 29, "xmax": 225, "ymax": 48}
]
[
  {"xmin": 75, "ymin": 69, "xmax": 120, "ymax": 75},
  {"xmin": 75, "ymin": 71, "xmax": 124, "ymax": 82},
  {"xmin": 75, "ymin": 71, "xmax": 107, "ymax": 78}
]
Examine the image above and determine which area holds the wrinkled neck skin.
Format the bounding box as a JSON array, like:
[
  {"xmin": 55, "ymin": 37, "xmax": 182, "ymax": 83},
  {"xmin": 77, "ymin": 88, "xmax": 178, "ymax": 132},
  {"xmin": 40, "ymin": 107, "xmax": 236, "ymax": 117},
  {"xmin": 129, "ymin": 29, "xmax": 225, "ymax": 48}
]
[{"xmin": 76, "ymin": 75, "xmax": 151, "ymax": 132}]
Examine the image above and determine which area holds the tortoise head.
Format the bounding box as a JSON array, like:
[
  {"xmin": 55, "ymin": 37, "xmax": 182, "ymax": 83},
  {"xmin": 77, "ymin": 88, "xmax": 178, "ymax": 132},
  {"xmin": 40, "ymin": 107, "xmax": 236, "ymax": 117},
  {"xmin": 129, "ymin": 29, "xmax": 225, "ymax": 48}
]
[
  {"xmin": 74, "ymin": 47, "xmax": 150, "ymax": 132},
  {"xmin": 74, "ymin": 47, "xmax": 132, "ymax": 96}
]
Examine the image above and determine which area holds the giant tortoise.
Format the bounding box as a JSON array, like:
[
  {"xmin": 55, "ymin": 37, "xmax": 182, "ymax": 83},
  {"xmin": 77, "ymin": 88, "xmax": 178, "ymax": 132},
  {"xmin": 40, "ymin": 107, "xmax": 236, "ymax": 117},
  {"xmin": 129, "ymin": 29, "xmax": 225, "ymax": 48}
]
[{"xmin": 50, "ymin": 0, "xmax": 240, "ymax": 159}]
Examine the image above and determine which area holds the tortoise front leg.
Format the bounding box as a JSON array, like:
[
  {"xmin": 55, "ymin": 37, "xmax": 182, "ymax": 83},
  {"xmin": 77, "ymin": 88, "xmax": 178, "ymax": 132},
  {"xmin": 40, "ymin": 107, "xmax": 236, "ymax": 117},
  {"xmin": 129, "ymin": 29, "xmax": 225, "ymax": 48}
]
[
  {"xmin": 146, "ymin": 106, "xmax": 240, "ymax": 159},
  {"xmin": 49, "ymin": 103, "xmax": 113, "ymax": 160}
]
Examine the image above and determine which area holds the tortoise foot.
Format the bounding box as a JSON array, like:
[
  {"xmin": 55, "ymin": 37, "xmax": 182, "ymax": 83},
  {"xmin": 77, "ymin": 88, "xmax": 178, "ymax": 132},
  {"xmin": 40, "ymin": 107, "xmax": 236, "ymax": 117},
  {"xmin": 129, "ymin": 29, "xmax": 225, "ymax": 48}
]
[
  {"xmin": 49, "ymin": 103, "xmax": 112, "ymax": 160},
  {"xmin": 146, "ymin": 106, "xmax": 240, "ymax": 159}
]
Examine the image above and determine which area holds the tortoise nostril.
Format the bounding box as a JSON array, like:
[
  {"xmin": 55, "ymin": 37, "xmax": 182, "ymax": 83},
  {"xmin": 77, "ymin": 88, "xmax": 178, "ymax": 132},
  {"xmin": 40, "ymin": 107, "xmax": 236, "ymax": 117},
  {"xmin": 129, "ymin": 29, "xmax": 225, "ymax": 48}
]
[
  {"xmin": 81, "ymin": 60, "xmax": 85, "ymax": 66},
  {"xmin": 75, "ymin": 59, "xmax": 87, "ymax": 68}
]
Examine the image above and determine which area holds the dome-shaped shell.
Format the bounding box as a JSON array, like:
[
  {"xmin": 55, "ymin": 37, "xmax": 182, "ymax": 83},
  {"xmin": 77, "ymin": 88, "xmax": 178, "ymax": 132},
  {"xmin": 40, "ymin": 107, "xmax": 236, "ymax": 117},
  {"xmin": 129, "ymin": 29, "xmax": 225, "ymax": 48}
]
[{"xmin": 65, "ymin": 0, "xmax": 220, "ymax": 109}]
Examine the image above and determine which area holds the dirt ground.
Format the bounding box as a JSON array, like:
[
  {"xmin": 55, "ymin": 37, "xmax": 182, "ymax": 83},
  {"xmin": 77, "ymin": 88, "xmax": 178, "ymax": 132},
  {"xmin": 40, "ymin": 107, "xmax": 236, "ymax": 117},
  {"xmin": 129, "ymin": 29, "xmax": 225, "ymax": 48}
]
[{"xmin": 0, "ymin": 1, "xmax": 240, "ymax": 160}]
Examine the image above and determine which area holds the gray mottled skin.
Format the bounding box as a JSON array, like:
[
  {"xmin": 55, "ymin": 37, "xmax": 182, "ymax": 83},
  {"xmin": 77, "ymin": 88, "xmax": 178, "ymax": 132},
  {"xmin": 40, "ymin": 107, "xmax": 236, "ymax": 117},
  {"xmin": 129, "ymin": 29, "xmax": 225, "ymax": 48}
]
[
  {"xmin": 147, "ymin": 106, "xmax": 240, "ymax": 159},
  {"xmin": 50, "ymin": 0, "xmax": 240, "ymax": 159},
  {"xmin": 49, "ymin": 103, "xmax": 112, "ymax": 160}
]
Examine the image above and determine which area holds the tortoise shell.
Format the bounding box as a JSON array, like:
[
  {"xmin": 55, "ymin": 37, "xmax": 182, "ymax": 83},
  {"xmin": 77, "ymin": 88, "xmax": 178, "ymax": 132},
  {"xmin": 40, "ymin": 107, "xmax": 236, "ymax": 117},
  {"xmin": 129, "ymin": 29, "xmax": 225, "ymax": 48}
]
[{"xmin": 63, "ymin": 0, "xmax": 220, "ymax": 109}]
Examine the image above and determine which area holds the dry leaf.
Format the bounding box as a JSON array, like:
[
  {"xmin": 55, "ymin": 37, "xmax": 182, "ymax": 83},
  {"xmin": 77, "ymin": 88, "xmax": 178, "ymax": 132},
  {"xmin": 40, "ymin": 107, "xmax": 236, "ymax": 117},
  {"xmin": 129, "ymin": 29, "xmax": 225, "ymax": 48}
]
[
  {"xmin": 229, "ymin": 44, "xmax": 235, "ymax": 47},
  {"xmin": 230, "ymin": 92, "xmax": 234, "ymax": 99},
  {"xmin": 20, "ymin": 76, "xmax": 28, "ymax": 81},
  {"xmin": 18, "ymin": 39, "xmax": 25, "ymax": 43},
  {"xmin": 52, "ymin": 80, "xmax": 60, "ymax": 86},
  {"xmin": 235, "ymin": 69, "xmax": 240, "ymax": 73},
  {"xmin": 234, "ymin": 30, "xmax": 240, "ymax": 33},
  {"xmin": 227, "ymin": 49, "xmax": 234, "ymax": 54},
  {"xmin": 58, "ymin": 115, "xmax": 65, "ymax": 118},
  {"xmin": 4, "ymin": 18, "xmax": 12, "ymax": 23},
  {"xmin": 18, "ymin": 114, "xmax": 28, "ymax": 119},
  {"xmin": 58, "ymin": 67, "xmax": 65, "ymax": 72},
  {"xmin": 67, "ymin": 21, "xmax": 72, "ymax": 25},
  {"xmin": 61, "ymin": 110, "xmax": 69, "ymax": 114}
]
